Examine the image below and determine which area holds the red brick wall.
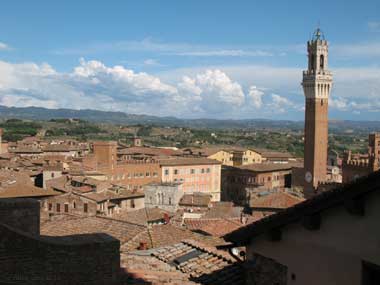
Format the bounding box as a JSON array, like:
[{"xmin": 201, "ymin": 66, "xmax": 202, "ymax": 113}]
[
  {"xmin": 0, "ymin": 198, "xmax": 40, "ymax": 235},
  {"xmin": 0, "ymin": 223, "xmax": 121, "ymax": 284}
]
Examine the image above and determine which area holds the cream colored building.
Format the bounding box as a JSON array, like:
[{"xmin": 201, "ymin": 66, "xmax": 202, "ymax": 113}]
[
  {"xmin": 208, "ymin": 150, "xmax": 234, "ymax": 166},
  {"xmin": 207, "ymin": 148, "xmax": 262, "ymax": 166},
  {"xmin": 225, "ymin": 172, "xmax": 380, "ymax": 285}
]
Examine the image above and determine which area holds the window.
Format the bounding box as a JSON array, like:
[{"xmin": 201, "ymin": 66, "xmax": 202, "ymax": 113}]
[
  {"xmin": 190, "ymin": 169, "xmax": 195, "ymax": 174},
  {"xmin": 64, "ymin": 204, "xmax": 69, "ymax": 213},
  {"xmin": 174, "ymin": 169, "xmax": 178, "ymax": 175},
  {"xmin": 153, "ymin": 172, "xmax": 158, "ymax": 177},
  {"xmin": 146, "ymin": 172, "xmax": 150, "ymax": 177},
  {"xmin": 201, "ymin": 168, "xmax": 205, "ymax": 174},
  {"xmin": 48, "ymin": 203, "xmax": 52, "ymax": 211},
  {"xmin": 164, "ymin": 169, "xmax": 169, "ymax": 175},
  {"xmin": 130, "ymin": 199, "xmax": 135, "ymax": 208},
  {"xmin": 206, "ymin": 168, "xmax": 211, "ymax": 173},
  {"xmin": 320, "ymin": 54, "xmax": 324, "ymax": 69},
  {"xmin": 56, "ymin": 203, "xmax": 61, "ymax": 212},
  {"xmin": 169, "ymin": 198, "xmax": 172, "ymax": 205},
  {"xmin": 73, "ymin": 202, "xmax": 76, "ymax": 209},
  {"xmin": 51, "ymin": 172, "xmax": 55, "ymax": 178},
  {"xmin": 84, "ymin": 203, "xmax": 88, "ymax": 213}
]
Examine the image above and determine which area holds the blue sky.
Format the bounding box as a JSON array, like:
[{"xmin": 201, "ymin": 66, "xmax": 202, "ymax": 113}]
[{"xmin": 0, "ymin": 0, "xmax": 379, "ymax": 120}]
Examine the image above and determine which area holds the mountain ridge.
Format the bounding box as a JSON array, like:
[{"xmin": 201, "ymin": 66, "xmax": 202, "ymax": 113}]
[{"xmin": 0, "ymin": 105, "xmax": 379, "ymax": 131}]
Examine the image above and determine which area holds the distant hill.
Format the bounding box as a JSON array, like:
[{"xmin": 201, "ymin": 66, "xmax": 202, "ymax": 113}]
[{"xmin": 0, "ymin": 105, "xmax": 379, "ymax": 132}]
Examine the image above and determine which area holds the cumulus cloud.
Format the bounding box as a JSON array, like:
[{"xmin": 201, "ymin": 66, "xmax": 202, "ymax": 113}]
[
  {"xmin": 0, "ymin": 59, "xmax": 255, "ymax": 118},
  {"xmin": 247, "ymin": 86, "xmax": 264, "ymax": 109},
  {"xmin": 267, "ymin": 94, "xmax": 295, "ymax": 113},
  {"xmin": 0, "ymin": 58, "xmax": 378, "ymax": 119}
]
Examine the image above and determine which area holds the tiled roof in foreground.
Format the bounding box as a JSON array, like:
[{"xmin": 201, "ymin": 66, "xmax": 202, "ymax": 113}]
[
  {"xmin": 122, "ymin": 240, "xmax": 245, "ymax": 285},
  {"xmin": 41, "ymin": 215, "xmax": 145, "ymax": 244}
]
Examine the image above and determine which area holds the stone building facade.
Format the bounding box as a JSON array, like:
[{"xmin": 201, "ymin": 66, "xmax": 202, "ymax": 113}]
[
  {"xmin": 144, "ymin": 183, "xmax": 184, "ymax": 212},
  {"xmin": 342, "ymin": 133, "xmax": 380, "ymax": 183},
  {"xmin": 41, "ymin": 192, "xmax": 97, "ymax": 219},
  {"xmin": 221, "ymin": 164, "xmax": 293, "ymax": 206}
]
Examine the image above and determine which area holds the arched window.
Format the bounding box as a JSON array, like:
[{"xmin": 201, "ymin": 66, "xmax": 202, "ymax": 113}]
[{"xmin": 320, "ymin": 54, "xmax": 324, "ymax": 69}]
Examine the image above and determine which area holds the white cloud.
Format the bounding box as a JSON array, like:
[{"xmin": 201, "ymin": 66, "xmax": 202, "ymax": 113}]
[
  {"xmin": 330, "ymin": 97, "xmax": 349, "ymax": 111},
  {"xmin": 175, "ymin": 49, "xmax": 273, "ymax": 57},
  {"xmin": 143, "ymin": 59, "xmax": 160, "ymax": 66},
  {"xmin": 0, "ymin": 42, "xmax": 11, "ymax": 51},
  {"xmin": 247, "ymin": 86, "xmax": 264, "ymax": 108},
  {"xmin": 0, "ymin": 59, "xmax": 251, "ymax": 118},
  {"xmin": 267, "ymin": 94, "xmax": 295, "ymax": 113},
  {"xmin": 331, "ymin": 43, "xmax": 380, "ymax": 57},
  {"xmin": 0, "ymin": 58, "xmax": 379, "ymax": 119},
  {"xmin": 53, "ymin": 38, "xmax": 275, "ymax": 58}
]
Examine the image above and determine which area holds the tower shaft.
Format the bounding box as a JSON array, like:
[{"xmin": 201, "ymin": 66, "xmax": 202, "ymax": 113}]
[{"xmin": 302, "ymin": 29, "xmax": 333, "ymax": 197}]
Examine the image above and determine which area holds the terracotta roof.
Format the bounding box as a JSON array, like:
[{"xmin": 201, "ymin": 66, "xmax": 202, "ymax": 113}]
[
  {"xmin": 41, "ymin": 215, "xmax": 145, "ymax": 244},
  {"xmin": 184, "ymin": 218, "xmax": 247, "ymax": 237},
  {"xmin": 234, "ymin": 161, "xmax": 302, "ymax": 172},
  {"xmin": 159, "ymin": 157, "xmax": 221, "ymax": 166},
  {"xmin": 43, "ymin": 144, "xmax": 79, "ymax": 152},
  {"xmin": 112, "ymin": 208, "xmax": 174, "ymax": 226},
  {"xmin": 83, "ymin": 189, "xmax": 144, "ymax": 203},
  {"xmin": 142, "ymin": 240, "xmax": 245, "ymax": 285},
  {"xmin": 225, "ymin": 170, "xmax": 380, "ymax": 246},
  {"xmin": 122, "ymin": 224, "xmax": 226, "ymax": 252},
  {"xmin": 202, "ymin": 202, "xmax": 244, "ymax": 219},
  {"xmin": 250, "ymin": 191, "xmax": 304, "ymax": 210},
  {"xmin": 255, "ymin": 149, "xmax": 294, "ymax": 158},
  {"xmin": 179, "ymin": 193, "xmax": 212, "ymax": 207},
  {"xmin": 0, "ymin": 183, "xmax": 59, "ymax": 198},
  {"xmin": 10, "ymin": 147, "xmax": 42, "ymax": 154},
  {"xmin": 118, "ymin": 146, "xmax": 181, "ymax": 157}
]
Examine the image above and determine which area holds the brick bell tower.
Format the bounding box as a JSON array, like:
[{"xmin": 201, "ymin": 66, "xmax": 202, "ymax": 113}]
[{"xmin": 302, "ymin": 28, "xmax": 333, "ymax": 198}]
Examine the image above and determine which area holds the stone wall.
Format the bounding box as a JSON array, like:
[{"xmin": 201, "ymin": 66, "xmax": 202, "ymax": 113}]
[
  {"xmin": 245, "ymin": 252, "xmax": 287, "ymax": 285},
  {"xmin": 145, "ymin": 183, "xmax": 183, "ymax": 212},
  {"xmin": 0, "ymin": 223, "xmax": 121, "ymax": 284},
  {"xmin": 0, "ymin": 198, "xmax": 40, "ymax": 235}
]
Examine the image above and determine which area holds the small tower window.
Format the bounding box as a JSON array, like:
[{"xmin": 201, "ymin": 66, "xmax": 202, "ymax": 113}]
[{"xmin": 320, "ymin": 54, "xmax": 324, "ymax": 69}]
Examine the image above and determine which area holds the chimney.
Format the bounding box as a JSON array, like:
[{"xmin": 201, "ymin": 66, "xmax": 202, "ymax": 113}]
[
  {"xmin": 163, "ymin": 213, "xmax": 170, "ymax": 224},
  {"xmin": 138, "ymin": 241, "xmax": 148, "ymax": 250}
]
